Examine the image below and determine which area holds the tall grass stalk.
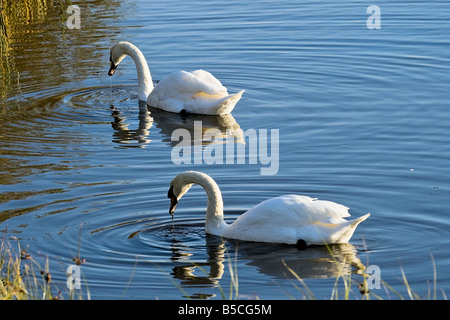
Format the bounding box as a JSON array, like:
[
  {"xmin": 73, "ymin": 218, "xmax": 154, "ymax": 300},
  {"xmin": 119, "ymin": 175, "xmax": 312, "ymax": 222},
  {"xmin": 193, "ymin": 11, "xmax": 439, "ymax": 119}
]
[
  {"xmin": 225, "ymin": 247, "xmax": 239, "ymax": 300},
  {"xmin": 284, "ymin": 249, "xmax": 446, "ymax": 300},
  {"xmin": 1, "ymin": 238, "xmax": 89, "ymax": 300},
  {"xmin": 185, "ymin": 246, "xmax": 240, "ymax": 300},
  {"xmin": 1, "ymin": 241, "xmax": 60, "ymax": 300},
  {"xmin": 281, "ymin": 259, "xmax": 315, "ymax": 300}
]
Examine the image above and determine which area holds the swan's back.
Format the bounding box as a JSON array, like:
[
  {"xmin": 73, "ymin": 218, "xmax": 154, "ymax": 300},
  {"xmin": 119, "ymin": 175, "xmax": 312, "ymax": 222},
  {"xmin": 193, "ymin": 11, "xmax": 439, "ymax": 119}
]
[
  {"xmin": 222, "ymin": 195, "xmax": 368, "ymax": 245},
  {"xmin": 147, "ymin": 70, "xmax": 243, "ymax": 115},
  {"xmin": 189, "ymin": 70, "xmax": 227, "ymax": 93},
  {"xmin": 233, "ymin": 195, "xmax": 350, "ymax": 227}
]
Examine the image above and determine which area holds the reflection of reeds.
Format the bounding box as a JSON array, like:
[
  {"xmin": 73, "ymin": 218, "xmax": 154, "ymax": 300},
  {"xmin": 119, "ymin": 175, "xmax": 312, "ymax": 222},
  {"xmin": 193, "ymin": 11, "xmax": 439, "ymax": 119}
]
[
  {"xmin": 0, "ymin": 3, "xmax": 8, "ymax": 40},
  {"xmin": 0, "ymin": 0, "xmax": 126, "ymax": 106},
  {"xmin": 1, "ymin": 0, "xmax": 59, "ymax": 101},
  {"xmin": 1, "ymin": 0, "xmax": 11, "ymax": 100},
  {"xmin": 0, "ymin": 0, "xmax": 73, "ymax": 102},
  {"xmin": 1, "ymin": 0, "xmax": 61, "ymax": 26},
  {"xmin": 0, "ymin": 0, "xmax": 66, "ymax": 49}
]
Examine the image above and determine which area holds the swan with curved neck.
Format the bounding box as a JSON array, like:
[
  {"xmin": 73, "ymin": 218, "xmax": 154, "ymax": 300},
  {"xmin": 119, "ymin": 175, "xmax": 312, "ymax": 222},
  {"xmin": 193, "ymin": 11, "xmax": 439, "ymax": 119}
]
[
  {"xmin": 108, "ymin": 42, "xmax": 244, "ymax": 115},
  {"xmin": 168, "ymin": 171, "xmax": 370, "ymax": 247}
]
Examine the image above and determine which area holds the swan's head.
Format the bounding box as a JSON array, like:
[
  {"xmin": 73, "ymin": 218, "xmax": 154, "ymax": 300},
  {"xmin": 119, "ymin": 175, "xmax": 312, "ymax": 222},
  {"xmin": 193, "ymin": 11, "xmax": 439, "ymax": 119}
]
[
  {"xmin": 168, "ymin": 175, "xmax": 194, "ymax": 216},
  {"xmin": 168, "ymin": 171, "xmax": 222, "ymax": 217},
  {"xmin": 108, "ymin": 42, "xmax": 128, "ymax": 76}
]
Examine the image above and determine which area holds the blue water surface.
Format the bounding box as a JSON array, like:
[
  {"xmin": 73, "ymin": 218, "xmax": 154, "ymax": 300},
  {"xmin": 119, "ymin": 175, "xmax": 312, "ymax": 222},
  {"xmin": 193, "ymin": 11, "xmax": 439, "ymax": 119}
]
[{"xmin": 1, "ymin": 0, "xmax": 449, "ymax": 299}]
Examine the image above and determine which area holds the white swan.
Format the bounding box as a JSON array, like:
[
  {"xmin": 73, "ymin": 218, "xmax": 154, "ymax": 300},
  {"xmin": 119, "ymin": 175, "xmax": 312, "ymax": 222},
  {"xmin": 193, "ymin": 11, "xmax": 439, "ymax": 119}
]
[
  {"xmin": 108, "ymin": 41, "xmax": 244, "ymax": 115},
  {"xmin": 168, "ymin": 171, "xmax": 370, "ymax": 248}
]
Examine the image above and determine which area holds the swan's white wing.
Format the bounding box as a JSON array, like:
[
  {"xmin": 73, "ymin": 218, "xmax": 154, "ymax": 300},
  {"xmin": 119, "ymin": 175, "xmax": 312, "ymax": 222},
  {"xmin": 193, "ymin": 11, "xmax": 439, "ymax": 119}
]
[
  {"xmin": 189, "ymin": 69, "xmax": 227, "ymax": 94},
  {"xmin": 147, "ymin": 68, "xmax": 244, "ymax": 114},
  {"xmin": 160, "ymin": 70, "xmax": 226, "ymax": 96},
  {"xmin": 228, "ymin": 195, "xmax": 350, "ymax": 230},
  {"xmin": 295, "ymin": 197, "xmax": 351, "ymax": 223},
  {"xmin": 147, "ymin": 70, "xmax": 230, "ymax": 113}
]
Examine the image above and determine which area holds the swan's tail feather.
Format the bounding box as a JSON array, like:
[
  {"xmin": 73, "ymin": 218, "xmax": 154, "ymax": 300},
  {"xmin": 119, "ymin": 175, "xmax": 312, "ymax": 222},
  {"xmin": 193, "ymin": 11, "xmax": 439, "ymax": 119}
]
[
  {"xmin": 336, "ymin": 213, "xmax": 370, "ymax": 243},
  {"xmin": 350, "ymin": 213, "xmax": 371, "ymax": 227},
  {"xmin": 215, "ymin": 90, "xmax": 245, "ymax": 115},
  {"xmin": 296, "ymin": 213, "xmax": 370, "ymax": 246}
]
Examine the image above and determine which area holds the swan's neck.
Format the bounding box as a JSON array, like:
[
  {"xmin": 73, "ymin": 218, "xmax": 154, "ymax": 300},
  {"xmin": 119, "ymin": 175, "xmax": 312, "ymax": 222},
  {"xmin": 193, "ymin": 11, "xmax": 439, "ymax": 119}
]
[
  {"xmin": 187, "ymin": 172, "xmax": 228, "ymax": 235},
  {"xmin": 122, "ymin": 43, "xmax": 154, "ymax": 101}
]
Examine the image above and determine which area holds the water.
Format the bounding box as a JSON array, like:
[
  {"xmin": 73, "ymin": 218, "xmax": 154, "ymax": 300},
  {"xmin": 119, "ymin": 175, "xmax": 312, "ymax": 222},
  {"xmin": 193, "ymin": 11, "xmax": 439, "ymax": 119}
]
[{"xmin": 1, "ymin": 0, "xmax": 450, "ymax": 300}]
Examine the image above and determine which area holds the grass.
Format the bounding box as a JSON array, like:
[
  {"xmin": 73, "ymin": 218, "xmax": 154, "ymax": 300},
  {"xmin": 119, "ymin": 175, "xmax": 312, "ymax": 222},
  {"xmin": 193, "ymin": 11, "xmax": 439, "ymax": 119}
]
[
  {"xmin": 1, "ymin": 238, "xmax": 447, "ymax": 300},
  {"xmin": 0, "ymin": 241, "xmax": 58, "ymax": 300},
  {"xmin": 0, "ymin": 239, "xmax": 86, "ymax": 300},
  {"xmin": 170, "ymin": 241, "xmax": 447, "ymax": 300},
  {"xmin": 282, "ymin": 246, "xmax": 446, "ymax": 300},
  {"xmin": 197, "ymin": 241, "xmax": 447, "ymax": 300}
]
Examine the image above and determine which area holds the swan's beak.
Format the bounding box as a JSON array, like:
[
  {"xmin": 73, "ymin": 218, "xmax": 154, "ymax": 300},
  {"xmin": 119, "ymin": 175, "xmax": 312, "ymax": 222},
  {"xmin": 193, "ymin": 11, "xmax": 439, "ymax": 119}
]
[
  {"xmin": 168, "ymin": 186, "xmax": 178, "ymax": 216},
  {"xmin": 108, "ymin": 56, "xmax": 117, "ymax": 76},
  {"xmin": 108, "ymin": 62, "xmax": 117, "ymax": 76}
]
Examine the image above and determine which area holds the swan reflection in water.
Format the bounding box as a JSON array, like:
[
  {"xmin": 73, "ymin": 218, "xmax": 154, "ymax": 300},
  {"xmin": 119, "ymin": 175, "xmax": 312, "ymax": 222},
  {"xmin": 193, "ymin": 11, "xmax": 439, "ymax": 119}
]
[
  {"xmin": 110, "ymin": 100, "xmax": 243, "ymax": 148},
  {"xmin": 166, "ymin": 231, "xmax": 366, "ymax": 298}
]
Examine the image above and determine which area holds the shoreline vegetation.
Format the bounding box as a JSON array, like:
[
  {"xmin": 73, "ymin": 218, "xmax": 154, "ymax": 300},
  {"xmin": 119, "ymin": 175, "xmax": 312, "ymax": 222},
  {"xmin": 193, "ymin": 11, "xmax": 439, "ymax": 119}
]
[
  {"xmin": 1, "ymin": 239, "xmax": 446, "ymax": 300},
  {"xmin": 0, "ymin": 240, "xmax": 86, "ymax": 300}
]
